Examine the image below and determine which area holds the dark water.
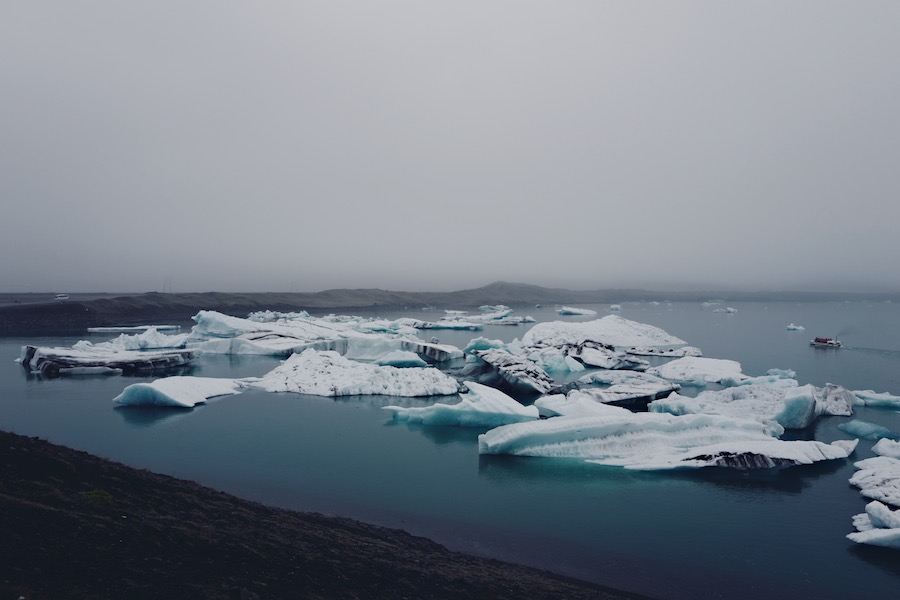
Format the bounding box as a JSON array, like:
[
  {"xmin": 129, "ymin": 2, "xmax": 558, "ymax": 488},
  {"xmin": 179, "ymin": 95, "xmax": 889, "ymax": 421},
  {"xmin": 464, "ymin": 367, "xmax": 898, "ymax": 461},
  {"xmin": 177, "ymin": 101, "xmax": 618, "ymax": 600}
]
[{"xmin": 2, "ymin": 301, "xmax": 899, "ymax": 599}]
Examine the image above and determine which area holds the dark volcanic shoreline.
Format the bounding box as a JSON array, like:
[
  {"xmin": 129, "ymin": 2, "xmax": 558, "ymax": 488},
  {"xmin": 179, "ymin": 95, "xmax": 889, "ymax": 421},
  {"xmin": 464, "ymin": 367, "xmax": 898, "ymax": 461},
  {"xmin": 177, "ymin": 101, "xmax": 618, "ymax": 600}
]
[
  {"xmin": 3, "ymin": 281, "xmax": 898, "ymax": 335},
  {"xmin": 0, "ymin": 430, "xmax": 645, "ymax": 600}
]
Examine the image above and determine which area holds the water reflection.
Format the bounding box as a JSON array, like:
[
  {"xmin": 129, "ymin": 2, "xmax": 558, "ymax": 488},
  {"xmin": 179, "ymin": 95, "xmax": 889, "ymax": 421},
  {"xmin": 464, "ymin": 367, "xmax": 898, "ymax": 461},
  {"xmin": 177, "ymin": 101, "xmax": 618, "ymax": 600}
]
[{"xmin": 114, "ymin": 405, "xmax": 192, "ymax": 427}]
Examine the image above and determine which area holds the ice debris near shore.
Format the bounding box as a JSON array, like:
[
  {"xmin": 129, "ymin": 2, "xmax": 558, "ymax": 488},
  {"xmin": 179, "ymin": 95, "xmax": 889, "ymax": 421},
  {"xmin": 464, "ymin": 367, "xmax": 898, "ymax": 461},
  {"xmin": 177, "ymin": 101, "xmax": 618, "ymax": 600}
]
[
  {"xmin": 848, "ymin": 439, "xmax": 900, "ymax": 549},
  {"xmin": 113, "ymin": 377, "xmax": 241, "ymax": 408},
  {"xmin": 478, "ymin": 412, "xmax": 856, "ymax": 470},
  {"xmin": 242, "ymin": 350, "xmax": 460, "ymax": 397},
  {"xmin": 383, "ymin": 382, "xmax": 539, "ymax": 427}
]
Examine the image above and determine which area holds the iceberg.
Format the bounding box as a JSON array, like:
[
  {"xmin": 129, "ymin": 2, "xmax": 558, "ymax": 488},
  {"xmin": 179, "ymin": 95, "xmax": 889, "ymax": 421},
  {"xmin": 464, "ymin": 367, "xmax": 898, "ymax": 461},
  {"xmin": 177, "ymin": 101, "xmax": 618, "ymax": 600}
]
[
  {"xmin": 462, "ymin": 337, "xmax": 505, "ymax": 354},
  {"xmin": 847, "ymin": 501, "xmax": 900, "ymax": 549},
  {"xmin": 625, "ymin": 346, "xmax": 703, "ymax": 358},
  {"xmin": 462, "ymin": 348, "xmax": 555, "ymax": 395},
  {"xmin": 373, "ymin": 350, "xmax": 428, "ymax": 368},
  {"xmin": 609, "ymin": 304, "xmax": 622, "ymax": 311},
  {"xmin": 383, "ymin": 382, "xmax": 539, "ymax": 427},
  {"xmin": 88, "ymin": 325, "xmax": 181, "ymax": 333},
  {"xmin": 113, "ymin": 377, "xmax": 240, "ymax": 408},
  {"xmin": 786, "ymin": 323, "xmax": 805, "ymax": 331},
  {"xmin": 19, "ymin": 344, "xmax": 196, "ymax": 378},
  {"xmin": 557, "ymin": 306, "xmax": 597, "ymax": 316},
  {"xmin": 573, "ymin": 370, "xmax": 681, "ymax": 406},
  {"xmin": 533, "ymin": 391, "xmax": 635, "ymax": 418},
  {"xmin": 837, "ymin": 420, "xmax": 898, "ymax": 441},
  {"xmin": 243, "ymin": 349, "xmax": 460, "ymax": 397},
  {"xmin": 565, "ymin": 341, "xmax": 650, "ymax": 371},
  {"xmin": 478, "ymin": 412, "xmax": 855, "ymax": 470},
  {"xmin": 647, "ymin": 356, "xmax": 746, "ymax": 386},
  {"xmin": 853, "ymin": 389, "xmax": 900, "ymax": 409},
  {"xmin": 522, "ymin": 315, "xmax": 687, "ymax": 350},
  {"xmin": 77, "ymin": 327, "xmax": 190, "ymax": 351},
  {"xmin": 650, "ymin": 383, "xmax": 851, "ymax": 430},
  {"xmin": 394, "ymin": 318, "xmax": 483, "ymax": 331},
  {"xmin": 850, "ymin": 439, "xmax": 900, "ymax": 508}
]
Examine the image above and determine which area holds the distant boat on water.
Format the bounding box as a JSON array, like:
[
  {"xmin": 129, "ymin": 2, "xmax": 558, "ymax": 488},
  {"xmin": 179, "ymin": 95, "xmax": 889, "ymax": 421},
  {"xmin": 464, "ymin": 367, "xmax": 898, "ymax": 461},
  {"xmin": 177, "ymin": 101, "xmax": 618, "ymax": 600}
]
[{"xmin": 810, "ymin": 336, "xmax": 842, "ymax": 348}]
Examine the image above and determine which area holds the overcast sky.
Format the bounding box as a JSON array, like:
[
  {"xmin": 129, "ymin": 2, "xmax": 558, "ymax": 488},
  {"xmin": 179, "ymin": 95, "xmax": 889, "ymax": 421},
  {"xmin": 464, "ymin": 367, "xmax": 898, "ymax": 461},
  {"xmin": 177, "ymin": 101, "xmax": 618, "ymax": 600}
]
[{"xmin": 2, "ymin": 1, "xmax": 899, "ymax": 293}]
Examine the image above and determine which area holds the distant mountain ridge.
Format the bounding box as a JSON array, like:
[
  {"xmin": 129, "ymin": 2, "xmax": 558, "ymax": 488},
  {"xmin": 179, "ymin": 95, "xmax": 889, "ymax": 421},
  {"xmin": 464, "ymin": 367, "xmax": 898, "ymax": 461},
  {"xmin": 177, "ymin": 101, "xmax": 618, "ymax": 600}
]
[{"xmin": 1, "ymin": 281, "xmax": 898, "ymax": 335}]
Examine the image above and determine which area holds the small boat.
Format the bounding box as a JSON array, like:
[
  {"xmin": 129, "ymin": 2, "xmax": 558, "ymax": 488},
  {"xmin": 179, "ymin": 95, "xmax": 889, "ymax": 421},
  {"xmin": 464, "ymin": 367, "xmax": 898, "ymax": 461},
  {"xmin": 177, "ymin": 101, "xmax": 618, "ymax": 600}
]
[{"xmin": 810, "ymin": 337, "xmax": 842, "ymax": 348}]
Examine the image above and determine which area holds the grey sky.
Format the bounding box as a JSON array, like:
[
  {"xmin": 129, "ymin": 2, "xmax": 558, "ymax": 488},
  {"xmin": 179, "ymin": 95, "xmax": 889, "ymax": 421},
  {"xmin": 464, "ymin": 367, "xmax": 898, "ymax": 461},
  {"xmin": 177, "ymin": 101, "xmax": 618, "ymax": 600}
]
[{"xmin": 2, "ymin": 1, "xmax": 899, "ymax": 293}]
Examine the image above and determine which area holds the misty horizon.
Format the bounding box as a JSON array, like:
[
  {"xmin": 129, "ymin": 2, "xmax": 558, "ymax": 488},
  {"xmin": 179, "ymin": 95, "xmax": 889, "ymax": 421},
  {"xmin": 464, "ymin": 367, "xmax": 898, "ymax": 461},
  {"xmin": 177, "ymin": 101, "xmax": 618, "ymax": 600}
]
[{"xmin": 3, "ymin": 2, "xmax": 898, "ymax": 295}]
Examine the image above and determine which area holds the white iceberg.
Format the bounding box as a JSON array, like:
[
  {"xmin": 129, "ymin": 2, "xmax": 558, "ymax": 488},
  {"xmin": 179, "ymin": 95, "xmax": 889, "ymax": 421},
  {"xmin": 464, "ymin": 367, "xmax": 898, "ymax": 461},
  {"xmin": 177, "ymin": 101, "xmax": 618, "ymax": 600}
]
[
  {"xmin": 243, "ymin": 349, "xmax": 460, "ymax": 397},
  {"xmin": 373, "ymin": 351, "xmax": 428, "ymax": 368},
  {"xmin": 850, "ymin": 439, "xmax": 900, "ymax": 508},
  {"xmin": 557, "ymin": 306, "xmax": 597, "ymax": 316},
  {"xmin": 113, "ymin": 377, "xmax": 240, "ymax": 408},
  {"xmin": 383, "ymin": 382, "xmax": 539, "ymax": 427},
  {"xmin": 647, "ymin": 356, "xmax": 746, "ymax": 386},
  {"xmin": 478, "ymin": 412, "xmax": 855, "ymax": 470},
  {"xmin": 609, "ymin": 304, "xmax": 622, "ymax": 311},
  {"xmin": 394, "ymin": 318, "xmax": 483, "ymax": 331},
  {"xmin": 78, "ymin": 327, "xmax": 190, "ymax": 351},
  {"xmin": 523, "ymin": 315, "xmax": 687, "ymax": 350},
  {"xmin": 853, "ymin": 389, "xmax": 900, "ymax": 409},
  {"xmin": 565, "ymin": 341, "xmax": 650, "ymax": 371},
  {"xmin": 786, "ymin": 323, "xmax": 805, "ymax": 331},
  {"xmin": 533, "ymin": 391, "xmax": 634, "ymax": 418},
  {"xmin": 625, "ymin": 346, "xmax": 703, "ymax": 358},
  {"xmin": 847, "ymin": 501, "xmax": 900, "ymax": 549}
]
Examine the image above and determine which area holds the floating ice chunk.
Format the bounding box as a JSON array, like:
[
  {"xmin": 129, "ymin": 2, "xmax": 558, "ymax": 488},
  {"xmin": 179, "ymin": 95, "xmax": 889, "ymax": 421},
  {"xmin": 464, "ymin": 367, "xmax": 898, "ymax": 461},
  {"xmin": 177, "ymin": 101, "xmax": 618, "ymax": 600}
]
[
  {"xmin": 853, "ymin": 389, "xmax": 900, "ymax": 409},
  {"xmin": 648, "ymin": 357, "xmax": 746, "ymax": 386},
  {"xmin": 852, "ymin": 455, "xmax": 900, "ymax": 508},
  {"xmin": 19, "ymin": 345, "xmax": 196, "ymax": 378},
  {"xmin": 113, "ymin": 377, "xmax": 240, "ymax": 408},
  {"xmin": 712, "ymin": 307, "xmax": 737, "ymax": 313},
  {"xmin": 873, "ymin": 438, "xmax": 900, "ymax": 459},
  {"xmin": 243, "ymin": 349, "xmax": 460, "ymax": 397},
  {"xmin": 463, "ymin": 337, "xmax": 505, "ymax": 354},
  {"xmin": 814, "ymin": 383, "xmax": 855, "ymax": 417},
  {"xmin": 463, "ymin": 348, "xmax": 555, "ymax": 394},
  {"xmin": 373, "ymin": 351, "xmax": 428, "ymax": 368},
  {"xmin": 786, "ymin": 323, "xmax": 805, "ymax": 331},
  {"xmin": 838, "ymin": 420, "xmax": 899, "ymax": 441},
  {"xmin": 609, "ymin": 304, "xmax": 622, "ymax": 311},
  {"xmin": 533, "ymin": 391, "xmax": 633, "ymax": 417},
  {"xmin": 399, "ymin": 339, "xmax": 464, "ymax": 363},
  {"xmin": 478, "ymin": 412, "xmax": 854, "ymax": 470},
  {"xmin": 526, "ymin": 346, "xmax": 585, "ymax": 373},
  {"xmin": 88, "ymin": 325, "xmax": 181, "ymax": 333},
  {"xmin": 558, "ymin": 306, "xmax": 597, "ymax": 316},
  {"xmin": 650, "ymin": 385, "xmax": 796, "ymax": 431},
  {"xmin": 394, "ymin": 318, "xmax": 483, "ymax": 331},
  {"xmin": 847, "ymin": 501, "xmax": 900, "ymax": 549},
  {"xmin": 523, "ymin": 315, "xmax": 687, "ymax": 350},
  {"xmin": 565, "ymin": 341, "xmax": 649, "ymax": 371},
  {"xmin": 575, "ymin": 371, "xmax": 681, "ymax": 406},
  {"xmin": 79, "ymin": 327, "xmax": 190, "ymax": 351},
  {"xmin": 197, "ymin": 332, "xmax": 346, "ymax": 356},
  {"xmin": 383, "ymin": 382, "xmax": 538, "ymax": 427}
]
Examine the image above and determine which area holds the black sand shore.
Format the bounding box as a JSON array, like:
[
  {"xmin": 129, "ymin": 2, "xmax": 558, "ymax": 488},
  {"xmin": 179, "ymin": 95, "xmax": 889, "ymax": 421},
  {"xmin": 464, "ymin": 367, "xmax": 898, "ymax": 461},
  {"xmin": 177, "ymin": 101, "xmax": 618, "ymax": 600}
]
[{"xmin": 0, "ymin": 430, "xmax": 645, "ymax": 600}]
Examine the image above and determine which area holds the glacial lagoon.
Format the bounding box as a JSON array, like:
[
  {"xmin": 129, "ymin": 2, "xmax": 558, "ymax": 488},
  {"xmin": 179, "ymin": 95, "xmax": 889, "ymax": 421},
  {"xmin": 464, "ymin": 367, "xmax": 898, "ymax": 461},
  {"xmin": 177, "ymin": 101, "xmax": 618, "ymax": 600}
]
[{"xmin": 2, "ymin": 300, "xmax": 900, "ymax": 599}]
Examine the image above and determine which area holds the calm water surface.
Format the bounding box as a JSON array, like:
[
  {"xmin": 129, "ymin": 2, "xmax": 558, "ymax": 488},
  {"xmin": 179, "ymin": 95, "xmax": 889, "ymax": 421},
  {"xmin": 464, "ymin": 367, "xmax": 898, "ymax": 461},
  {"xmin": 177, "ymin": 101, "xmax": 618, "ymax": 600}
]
[{"xmin": 2, "ymin": 301, "xmax": 899, "ymax": 599}]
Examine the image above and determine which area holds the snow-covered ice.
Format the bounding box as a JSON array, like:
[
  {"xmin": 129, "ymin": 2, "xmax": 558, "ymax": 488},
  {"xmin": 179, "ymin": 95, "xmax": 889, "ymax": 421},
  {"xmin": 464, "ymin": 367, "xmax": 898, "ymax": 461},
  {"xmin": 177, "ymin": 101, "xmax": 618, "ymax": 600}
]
[
  {"xmin": 847, "ymin": 501, "xmax": 900, "ymax": 549},
  {"xmin": 478, "ymin": 412, "xmax": 855, "ymax": 470},
  {"xmin": 850, "ymin": 439, "xmax": 900, "ymax": 508},
  {"xmin": 522, "ymin": 315, "xmax": 687, "ymax": 350},
  {"xmin": 19, "ymin": 344, "xmax": 196, "ymax": 377},
  {"xmin": 786, "ymin": 323, "xmax": 805, "ymax": 331},
  {"xmin": 574, "ymin": 371, "xmax": 681, "ymax": 405},
  {"xmin": 383, "ymin": 382, "xmax": 539, "ymax": 427},
  {"xmin": 647, "ymin": 356, "xmax": 746, "ymax": 386},
  {"xmin": 113, "ymin": 377, "xmax": 240, "ymax": 408},
  {"xmin": 853, "ymin": 389, "xmax": 900, "ymax": 409},
  {"xmin": 243, "ymin": 349, "xmax": 460, "ymax": 397}
]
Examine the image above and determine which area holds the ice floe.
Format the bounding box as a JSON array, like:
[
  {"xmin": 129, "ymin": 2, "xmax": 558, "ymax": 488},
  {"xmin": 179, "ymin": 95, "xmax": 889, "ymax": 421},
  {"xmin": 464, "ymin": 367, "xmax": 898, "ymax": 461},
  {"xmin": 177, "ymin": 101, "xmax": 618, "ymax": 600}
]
[
  {"xmin": 847, "ymin": 501, "xmax": 900, "ymax": 549},
  {"xmin": 647, "ymin": 356, "xmax": 746, "ymax": 386},
  {"xmin": 522, "ymin": 315, "xmax": 687, "ymax": 351},
  {"xmin": 383, "ymin": 382, "xmax": 539, "ymax": 427},
  {"xmin": 558, "ymin": 306, "xmax": 597, "ymax": 316},
  {"xmin": 242, "ymin": 349, "xmax": 460, "ymax": 397},
  {"xmin": 573, "ymin": 371, "xmax": 681, "ymax": 406},
  {"xmin": 838, "ymin": 420, "xmax": 899, "ymax": 441},
  {"xmin": 786, "ymin": 323, "xmax": 805, "ymax": 331},
  {"xmin": 462, "ymin": 348, "xmax": 555, "ymax": 395},
  {"xmin": 19, "ymin": 344, "xmax": 196, "ymax": 378},
  {"xmin": 113, "ymin": 377, "xmax": 241, "ymax": 408},
  {"xmin": 478, "ymin": 412, "xmax": 856, "ymax": 470},
  {"xmin": 853, "ymin": 389, "xmax": 900, "ymax": 409}
]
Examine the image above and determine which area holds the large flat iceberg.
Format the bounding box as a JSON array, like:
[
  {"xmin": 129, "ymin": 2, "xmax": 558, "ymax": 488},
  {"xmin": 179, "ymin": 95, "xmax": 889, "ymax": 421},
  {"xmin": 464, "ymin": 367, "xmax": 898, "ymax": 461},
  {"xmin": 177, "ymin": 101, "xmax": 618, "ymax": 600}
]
[
  {"xmin": 522, "ymin": 315, "xmax": 687, "ymax": 350},
  {"xmin": 478, "ymin": 412, "xmax": 855, "ymax": 470},
  {"xmin": 850, "ymin": 439, "xmax": 900, "ymax": 508},
  {"xmin": 647, "ymin": 356, "xmax": 746, "ymax": 386},
  {"xmin": 383, "ymin": 382, "xmax": 539, "ymax": 427},
  {"xmin": 243, "ymin": 349, "xmax": 460, "ymax": 397}
]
